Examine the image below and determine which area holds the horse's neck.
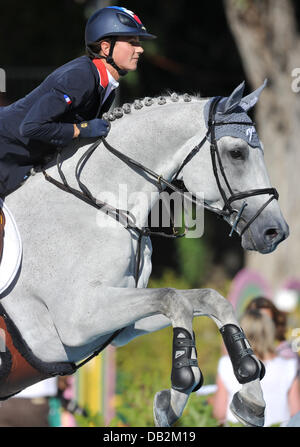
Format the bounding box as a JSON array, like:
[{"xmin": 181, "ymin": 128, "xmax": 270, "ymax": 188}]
[{"xmin": 63, "ymin": 97, "xmax": 207, "ymax": 226}]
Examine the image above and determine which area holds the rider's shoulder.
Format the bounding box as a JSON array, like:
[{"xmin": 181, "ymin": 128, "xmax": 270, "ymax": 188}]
[{"xmin": 49, "ymin": 56, "xmax": 98, "ymax": 89}]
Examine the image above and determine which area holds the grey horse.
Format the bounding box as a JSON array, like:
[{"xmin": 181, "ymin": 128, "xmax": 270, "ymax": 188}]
[{"xmin": 0, "ymin": 81, "xmax": 288, "ymax": 427}]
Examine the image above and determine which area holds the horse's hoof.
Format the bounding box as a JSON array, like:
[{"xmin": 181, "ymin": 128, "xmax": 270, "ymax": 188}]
[
  {"xmin": 230, "ymin": 390, "xmax": 265, "ymax": 427},
  {"xmin": 153, "ymin": 390, "xmax": 178, "ymax": 427}
]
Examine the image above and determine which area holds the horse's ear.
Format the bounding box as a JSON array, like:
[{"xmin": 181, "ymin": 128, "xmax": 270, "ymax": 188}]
[
  {"xmin": 222, "ymin": 81, "xmax": 246, "ymax": 114},
  {"xmin": 239, "ymin": 79, "xmax": 267, "ymax": 112}
]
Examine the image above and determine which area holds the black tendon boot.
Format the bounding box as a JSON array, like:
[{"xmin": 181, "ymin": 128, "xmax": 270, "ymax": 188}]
[
  {"xmin": 220, "ymin": 324, "xmax": 265, "ymax": 384},
  {"xmin": 171, "ymin": 327, "xmax": 203, "ymax": 393}
]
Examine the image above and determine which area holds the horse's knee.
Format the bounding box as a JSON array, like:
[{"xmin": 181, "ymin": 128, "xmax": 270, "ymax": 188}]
[
  {"xmin": 213, "ymin": 290, "xmax": 235, "ymax": 317},
  {"xmin": 202, "ymin": 289, "xmax": 236, "ymax": 323},
  {"xmin": 160, "ymin": 288, "xmax": 193, "ymax": 322}
]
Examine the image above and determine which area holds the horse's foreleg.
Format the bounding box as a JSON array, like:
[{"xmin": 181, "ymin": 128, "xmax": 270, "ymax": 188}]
[
  {"xmin": 112, "ymin": 288, "xmax": 265, "ymax": 427},
  {"xmin": 189, "ymin": 288, "xmax": 266, "ymax": 427},
  {"xmin": 110, "ymin": 311, "xmax": 203, "ymax": 427},
  {"xmin": 46, "ymin": 285, "xmax": 202, "ymax": 426},
  {"xmin": 46, "ymin": 285, "xmax": 264, "ymax": 427},
  {"xmin": 220, "ymin": 324, "xmax": 265, "ymax": 426},
  {"xmin": 152, "ymin": 289, "xmax": 203, "ymax": 427}
]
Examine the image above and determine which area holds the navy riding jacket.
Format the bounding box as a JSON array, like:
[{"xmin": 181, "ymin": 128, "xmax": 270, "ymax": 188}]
[{"xmin": 0, "ymin": 56, "xmax": 116, "ymax": 196}]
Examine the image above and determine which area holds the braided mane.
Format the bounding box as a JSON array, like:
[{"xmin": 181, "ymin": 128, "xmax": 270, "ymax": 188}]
[{"xmin": 103, "ymin": 92, "xmax": 201, "ymax": 122}]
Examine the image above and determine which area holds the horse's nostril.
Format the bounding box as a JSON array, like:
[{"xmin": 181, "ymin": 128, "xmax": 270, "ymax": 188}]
[{"xmin": 264, "ymin": 228, "xmax": 280, "ymax": 243}]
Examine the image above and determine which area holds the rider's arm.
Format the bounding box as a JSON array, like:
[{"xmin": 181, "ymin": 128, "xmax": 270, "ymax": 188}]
[
  {"xmin": 19, "ymin": 89, "xmax": 75, "ymax": 147},
  {"xmin": 19, "ymin": 69, "xmax": 95, "ymax": 147}
]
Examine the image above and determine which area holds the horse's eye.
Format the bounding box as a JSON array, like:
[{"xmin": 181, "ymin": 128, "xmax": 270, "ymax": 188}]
[{"xmin": 230, "ymin": 150, "xmax": 243, "ymax": 159}]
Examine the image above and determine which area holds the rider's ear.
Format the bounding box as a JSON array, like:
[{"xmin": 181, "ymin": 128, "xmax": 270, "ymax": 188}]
[
  {"xmin": 99, "ymin": 40, "xmax": 111, "ymax": 56},
  {"xmin": 239, "ymin": 79, "xmax": 268, "ymax": 112},
  {"xmin": 222, "ymin": 81, "xmax": 246, "ymax": 114}
]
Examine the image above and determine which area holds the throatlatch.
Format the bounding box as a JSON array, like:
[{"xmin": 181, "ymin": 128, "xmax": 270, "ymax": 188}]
[
  {"xmin": 171, "ymin": 327, "xmax": 203, "ymax": 393},
  {"xmin": 220, "ymin": 324, "xmax": 265, "ymax": 384}
]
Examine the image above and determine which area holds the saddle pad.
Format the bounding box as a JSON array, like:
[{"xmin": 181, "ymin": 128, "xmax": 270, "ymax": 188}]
[{"xmin": 0, "ymin": 199, "xmax": 22, "ymax": 296}]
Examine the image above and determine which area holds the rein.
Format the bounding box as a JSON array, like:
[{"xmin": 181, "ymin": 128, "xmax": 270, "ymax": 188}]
[{"xmin": 43, "ymin": 138, "xmax": 189, "ymax": 285}]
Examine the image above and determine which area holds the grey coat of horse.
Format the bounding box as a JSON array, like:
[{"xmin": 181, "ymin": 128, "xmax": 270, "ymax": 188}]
[{"xmin": 0, "ymin": 81, "xmax": 288, "ymax": 427}]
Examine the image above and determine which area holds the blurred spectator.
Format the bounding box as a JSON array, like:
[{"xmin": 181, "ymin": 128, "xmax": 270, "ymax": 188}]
[
  {"xmin": 246, "ymin": 296, "xmax": 300, "ymax": 370},
  {"xmin": 246, "ymin": 296, "xmax": 287, "ymax": 343},
  {"xmin": 0, "ymin": 377, "xmax": 58, "ymax": 427},
  {"xmin": 57, "ymin": 376, "xmax": 83, "ymax": 427},
  {"xmin": 212, "ymin": 309, "xmax": 300, "ymax": 426}
]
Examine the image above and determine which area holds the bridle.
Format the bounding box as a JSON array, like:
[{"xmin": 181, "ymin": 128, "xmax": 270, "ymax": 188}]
[
  {"xmin": 43, "ymin": 95, "xmax": 279, "ymax": 252},
  {"xmin": 184, "ymin": 96, "xmax": 279, "ymax": 237},
  {"xmin": 41, "ymin": 94, "xmax": 279, "ymax": 366}
]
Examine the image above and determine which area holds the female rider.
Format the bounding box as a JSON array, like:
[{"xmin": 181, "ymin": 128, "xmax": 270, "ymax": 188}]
[{"xmin": 0, "ymin": 6, "xmax": 156, "ymax": 198}]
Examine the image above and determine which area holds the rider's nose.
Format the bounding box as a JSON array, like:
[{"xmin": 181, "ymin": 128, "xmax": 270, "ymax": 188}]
[{"xmin": 136, "ymin": 44, "xmax": 144, "ymax": 54}]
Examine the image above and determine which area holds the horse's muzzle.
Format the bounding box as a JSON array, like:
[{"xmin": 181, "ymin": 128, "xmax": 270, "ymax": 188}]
[
  {"xmin": 263, "ymin": 224, "xmax": 289, "ymax": 247},
  {"xmin": 242, "ymin": 219, "xmax": 289, "ymax": 254}
]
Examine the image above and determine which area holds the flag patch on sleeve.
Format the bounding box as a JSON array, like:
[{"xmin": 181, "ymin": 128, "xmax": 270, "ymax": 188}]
[{"xmin": 64, "ymin": 94, "xmax": 72, "ymax": 104}]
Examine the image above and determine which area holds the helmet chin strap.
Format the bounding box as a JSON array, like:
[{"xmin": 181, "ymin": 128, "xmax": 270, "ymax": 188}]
[{"xmin": 97, "ymin": 37, "xmax": 128, "ymax": 77}]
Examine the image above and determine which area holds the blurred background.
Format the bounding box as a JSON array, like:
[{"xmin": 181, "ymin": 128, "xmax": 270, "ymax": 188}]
[{"xmin": 1, "ymin": 0, "xmax": 300, "ymax": 427}]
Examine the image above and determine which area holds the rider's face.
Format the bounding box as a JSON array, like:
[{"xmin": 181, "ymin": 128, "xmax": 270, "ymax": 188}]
[{"xmin": 111, "ymin": 37, "xmax": 144, "ymax": 72}]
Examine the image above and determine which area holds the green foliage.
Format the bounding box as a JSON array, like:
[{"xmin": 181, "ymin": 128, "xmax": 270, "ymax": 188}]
[
  {"xmin": 175, "ymin": 394, "xmax": 219, "ymax": 427},
  {"xmin": 175, "ymin": 236, "xmax": 211, "ymax": 287},
  {"xmin": 230, "ymin": 0, "xmax": 250, "ymax": 11},
  {"xmin": 75, "ymin": 409, "xmax": 105, "ymax": 428},
  {"xmin": 123, "ymin": 70, "xmax": 140, "ymax": 91},
  {"xmin": 148, "ymin": 268, "xmax": 190, "ymax": 289},
  {"xmin": 113, "ymin": 326, "xmax": 172, "ymax": 427}
]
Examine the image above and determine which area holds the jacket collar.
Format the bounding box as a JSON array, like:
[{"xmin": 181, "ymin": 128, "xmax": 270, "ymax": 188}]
[{"xmin": 92, "ymin": 58, "xmax": 109, "ymax": 89}]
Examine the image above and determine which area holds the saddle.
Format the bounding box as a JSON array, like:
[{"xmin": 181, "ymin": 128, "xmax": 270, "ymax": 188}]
[
  {"xmin": 0, "ymin": 206, "xmax": 5, "ymax": 264},
  {"xmin": 0, "ymin": 200, "xmax": 23, "ymax": 296}
]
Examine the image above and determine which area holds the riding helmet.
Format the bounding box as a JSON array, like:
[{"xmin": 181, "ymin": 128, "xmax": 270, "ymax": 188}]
[{"xmin": 85, "ymin": 6, "xmax": 156, "ymax": 45}]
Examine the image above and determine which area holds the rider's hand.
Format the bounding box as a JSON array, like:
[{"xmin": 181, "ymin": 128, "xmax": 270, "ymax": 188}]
[{"xmin": 78, "ymin": 118, "xmax": 110, "ymax": 138}]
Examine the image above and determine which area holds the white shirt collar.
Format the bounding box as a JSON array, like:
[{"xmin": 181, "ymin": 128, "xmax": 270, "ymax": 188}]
[{"xmin": 107, "ymin": 70, "xmax": 119, "ymax": 90}]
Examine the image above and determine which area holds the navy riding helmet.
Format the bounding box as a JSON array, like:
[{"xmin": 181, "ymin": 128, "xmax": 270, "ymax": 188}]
[{"xmin": 85, "ymin": 6, "xmax": 156, "ymax": 76}]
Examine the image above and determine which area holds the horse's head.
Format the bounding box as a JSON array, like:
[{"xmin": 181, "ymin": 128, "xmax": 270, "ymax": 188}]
[{"xmin": 181, "ymin": 80, "xmax": 289, "ymax": 254}]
